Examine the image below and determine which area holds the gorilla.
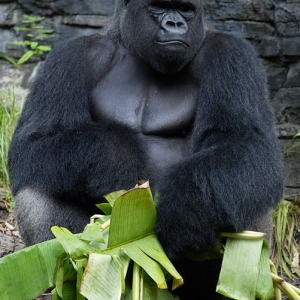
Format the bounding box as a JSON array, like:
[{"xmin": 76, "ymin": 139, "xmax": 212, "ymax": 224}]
[{"xmin": 8, "ymin": 0, "xmax": 284, "ymax": 298}]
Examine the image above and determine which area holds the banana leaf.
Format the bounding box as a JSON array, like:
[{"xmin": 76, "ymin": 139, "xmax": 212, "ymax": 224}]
[
  {"xmin": 217, "ymin": 233, "xmax": 273, "ymax": 300},
  {"xmin": 0, "ymin": 238, "xmax": 64, "ymax": 299},
  {"xmin": 53, "ymin": 182, "xmax": 182, "ymax": 299},
  {"xmin": 0, "ymin": 182, "xmax": 287, "ymax": 300}
]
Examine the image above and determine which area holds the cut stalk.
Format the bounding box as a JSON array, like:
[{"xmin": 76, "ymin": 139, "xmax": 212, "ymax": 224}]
[
  {"xmin": 270, "ymin": 261, "xmax": 282, "ymax": 300},
  {"xmin": 272, "ymin": 274, "xmax": 300, "ymax": 300},
  {"xmin": 132, "ymin": 263, "xmax": 141, "ymax": 300},
  {"xmin": 101, "ymin": 219, "xmax": 111, "ymax": 231},
  {"xmin": 221, "ymin": 231, "xmax": 266, "ymax": 239}
]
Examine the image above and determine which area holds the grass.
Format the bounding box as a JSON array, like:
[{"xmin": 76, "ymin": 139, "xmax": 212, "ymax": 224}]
[
  {"xmin": 0, "ymin": 88, "xmax": 22, "ymax": 196},
  {"xmin": 272, "ymin": 199, "xmax": 300, "ymax": 279},
  {"xmin": 272, "ymin": 133, "xmax": 300, "ymax": 279}
]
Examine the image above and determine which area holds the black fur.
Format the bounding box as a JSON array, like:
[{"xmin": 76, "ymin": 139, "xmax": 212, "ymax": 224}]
[{"xmin": 8, "ymin": 0, "xmax": 284, "ymax": 298}]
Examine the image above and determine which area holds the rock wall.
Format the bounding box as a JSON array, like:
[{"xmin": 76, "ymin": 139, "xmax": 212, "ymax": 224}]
[{"xmin": 0, "ymin": 0, "xmax": 299, "ymax": 196}]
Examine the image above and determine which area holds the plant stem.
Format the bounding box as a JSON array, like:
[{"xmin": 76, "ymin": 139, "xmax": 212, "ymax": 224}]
[
  {"xmin": 270, "ymin": 261, "xmax": 282, "ymax": 300},
  {"xmin": 272, "ymin": 273, "xmax": 300, "ymax": 300},
  {"xmin": 221, "ymin": 231, "xmax": 266, "ymax": 239},
  {"xmin": 132, "ymin": 263, "xmax": 141, "ymax": 300},
  {"xmin": 101, "ymin": 219, "xmax": 111, "ymax": 231}
]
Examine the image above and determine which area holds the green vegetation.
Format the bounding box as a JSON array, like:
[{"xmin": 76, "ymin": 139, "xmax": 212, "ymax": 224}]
[
  {"xmin": 272, "ymin": 200, "xmax": 300, "ymax": 279},
  {"xmin": 10, "ymin": 15, "xmax": 54, "ymax": 65},
  {"xmin": 0, "ymin": 14, "xmax": 54, "ymax": 69},
  {"xmin": 274, "ymin": 130, "xmax": 300, "ymax": 279},
  {"xmin": 0, "ymin": 183, "xmax": 281, "ymax": 300},
  {"xmin": 0, "ymin": 88, "xmax": 21, "ymax": 193},
  {"xmin": 283, "ymin": 132, "xmax": 300, "ymax": 155}
]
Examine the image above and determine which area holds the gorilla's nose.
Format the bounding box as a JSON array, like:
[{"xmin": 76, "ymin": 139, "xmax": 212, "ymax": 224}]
[{"xmin": 161, "ymin": 17, "xmax": 188, "ymax": 35}]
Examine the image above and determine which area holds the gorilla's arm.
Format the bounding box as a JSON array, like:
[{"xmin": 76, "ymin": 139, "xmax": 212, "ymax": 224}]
[
  {"xmin": 8, "ymin": 35, "xmax": 146, "ymax": 207},
  {"xmin": 155, "ymin": 33, "xmax": 284, "ymax": 259}
]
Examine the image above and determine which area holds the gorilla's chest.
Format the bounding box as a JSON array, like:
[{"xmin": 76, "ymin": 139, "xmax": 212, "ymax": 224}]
[{"xmin": 91, "ymin": 55, "xmax": 196, "ymax": 136}]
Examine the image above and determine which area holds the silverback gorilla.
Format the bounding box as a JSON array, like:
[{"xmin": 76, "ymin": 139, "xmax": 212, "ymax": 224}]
[{"xmin": 8, "ymin": 0, "xmax": 284, "ymax": 298}]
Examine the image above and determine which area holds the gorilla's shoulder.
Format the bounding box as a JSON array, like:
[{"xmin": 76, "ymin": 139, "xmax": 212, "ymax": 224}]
[
  {"xmin": 202, "ymin": 31, "xmax": 257, "ymax": 57},
  {"xmin": 48, "ymin": 33, "xmax": 119, "ymax": 66},
  {"xmin": 196, "ymin": 31, "xmax": 259, "ymax": 68},
  {"xmin": 39, "ymin": 33, "xmax": 122, "ymax": 80}
]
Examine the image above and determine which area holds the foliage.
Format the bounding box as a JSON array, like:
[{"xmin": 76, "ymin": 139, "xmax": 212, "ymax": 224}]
[
  {"xmin": 272, "ymin": 200, "xmax": 300, "ymax": 279},
  {"xmin": 0, "ymin": 88, "xmax": 21, "ymax": 192},
  {"xmin": 0, "ymin": 183, "xmax": 182, "ymax": 300},
  {"xmin": 9, "ymin": 14, "xmax": 54, "ymax": 66},
  {"xmin": 0, "ymin": 51, "xmax": 21, "ymax": 69},
  {"xmin": 274, "ymin": 130, "xmax": 300, "ymax": 281},
  {"xmin": 217, "ymin": 234, "xmax": 273, "ymax": 299},
  {"xmin": 283, "ymin": 131, "xmax": 300, "ymax": 155},
  {"xmin": 2, "ymin": 182, "xmax": 300, "ymax": 299}
]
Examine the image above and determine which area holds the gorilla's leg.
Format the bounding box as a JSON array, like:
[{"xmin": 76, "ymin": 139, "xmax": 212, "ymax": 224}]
[{"xmin": 15, "ymin": 188, "xmax": 93, "ymax": 246}]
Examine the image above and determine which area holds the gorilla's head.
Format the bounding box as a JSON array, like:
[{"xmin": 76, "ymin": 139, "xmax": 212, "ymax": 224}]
[{"xmin": 117, "ymin": 0, "xmax": 205, "ymax": 74}]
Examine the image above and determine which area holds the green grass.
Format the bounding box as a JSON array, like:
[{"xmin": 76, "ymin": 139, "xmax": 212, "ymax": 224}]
[
  {"xmin": 272, "ymin": 200, "xmax": 300, "ymax": 279},
  {"xmin": 0, "ymin": 88, "xmax": 22, "ymax": 193}
]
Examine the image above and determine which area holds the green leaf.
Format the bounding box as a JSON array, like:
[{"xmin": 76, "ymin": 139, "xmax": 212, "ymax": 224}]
[
  {"xmin": 217, "ymin": 237, "xmax": 264, "ymax": 299},
  {"xmin": 51, "ymin": 226, "xmax": 102, "ymax": 258},
  {"xmin": 134, "ymin": 235, "xmax": 183, "ymax": 290},
  {"xmin": 293, "ymin": 131, "xmax": 300, "ymax": 138},
  {"xmin": 39, "ymin": 29, "xmax": 54, "ymax": 34},
  {"xmin": 103, "ymin": 189, "xmax": 127, "ymax": 206},
  {"xmin": 108, "ymin": 183, "xmax": 156, "ymax": 247},
  {"xmin": 256, "ymin": 240, "xmax": 274, "ymax": 299},
  {"xmin": 96, "ymin": 202, "xmax": 112, "ymax": 215},
  {"xmin": 76, "ymin": 259, "xmax": 87, "ymax": 300},
  {"xmin": 37, "ymin": 45, "xmax": 52, "ymax": 52},
  {"xmin": 0, "ymin": 51, "xmax": 21, "ymax": 69},
  {"xmin": 80, "ymin": 223, "xmax": 105, "ymax": 243},
  {"xmin": 30, "ymin": 41, "xmax": 38, "ymax": 49},
  {"xmin": 36, "ymin": 34, "xmax": 55, "ymax": 39},
  {"xmin": 17, "ymin": 50, "xmax": 35, "ymax": 64},
  {"xmin": 80, "ymin": 253, "xmax": 123, "ymax": 300},
  {"xmin": 122, "ymin": 243, "xmax": 168, "ymax": 289},
  {"xmin": 54, "ymin": 254, "xmax": 68, "ymax": 297},
  {"xmin": 8, "ymin": 40, "xmax": 27, "ymax": 46},
  {"xmin": 52, "ymin": 281, "xmax": 77, "ymax": 300},
  {"xmin": 0, "ymin": 239, "xmax": 64, "ymax": 299},
  {"xmin": 13, "ymin": 26, "xmax": 31, "ymax": 31}
]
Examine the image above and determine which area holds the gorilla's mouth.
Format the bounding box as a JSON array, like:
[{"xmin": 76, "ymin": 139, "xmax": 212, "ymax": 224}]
[{"xmin": 156, "ymin": 40, "xmax": 189, "ymax": 48}]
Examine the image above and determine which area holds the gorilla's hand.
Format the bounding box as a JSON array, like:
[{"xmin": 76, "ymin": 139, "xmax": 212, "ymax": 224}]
[
  {"xmin": 154, "ymin": 160, "xmax": 223, "ymax": 260},
  {"xmin": 154, "ymin": 135, "xmax": 282, "ymax": 260}
]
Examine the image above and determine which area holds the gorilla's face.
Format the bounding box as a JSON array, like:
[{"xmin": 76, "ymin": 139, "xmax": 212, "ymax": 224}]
[{"xmin": 120, "ymin": 0, "xmax": 205, "ymax": 74}]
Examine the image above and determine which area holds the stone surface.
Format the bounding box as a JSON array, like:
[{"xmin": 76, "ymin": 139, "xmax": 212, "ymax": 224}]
[
  {"xmin": 272, "ymin": 88, "xmax": 300, "ymax": 138},
  {"xmin": 280, "ymin": 139, "xmax": 300, "ymax": 196},
  {"xmin": 284, "ymin": 61, "xmax": 300, "ymax": 88},
  {"xmin": 18, "ymin": 0, "xmax": 116, "ymax": 16},
  {"xmin": 281, "ymin": 38, "xmax": 300, "ymax": 56}
]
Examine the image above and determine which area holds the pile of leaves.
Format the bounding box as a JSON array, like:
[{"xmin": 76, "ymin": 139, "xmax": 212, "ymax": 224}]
[{"xmin": 0, "ymin": 182, "xmax": 300, "ymax": 300}]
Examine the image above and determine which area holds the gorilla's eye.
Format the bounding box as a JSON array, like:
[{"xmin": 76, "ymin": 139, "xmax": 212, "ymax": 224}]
[
  {"xmin": 149, "ymin": 2, "xmax": 169, "ymax": 15},
  {"xmin": 149, "ymin": 1, "xmax": 171, "ymax": 15},
  {"xmin": 178, "ymin": 4, "xmax": 195, "ymax": 18}
]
